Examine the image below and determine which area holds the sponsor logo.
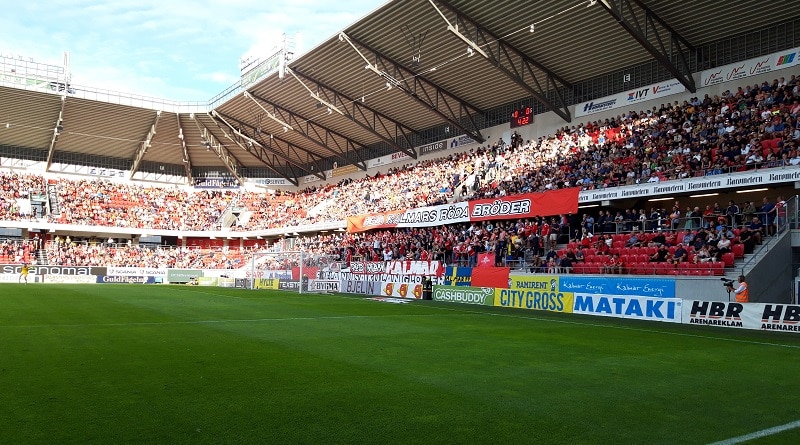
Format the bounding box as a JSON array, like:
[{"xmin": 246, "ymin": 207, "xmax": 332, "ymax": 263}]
[
  {"xmin": 343, "ymin": 280, "xmax": 378, "ymax": 295},
  {"xmin": 726, "ymin": 65, "xmax": 746, "ymax": 81},
  {"xmin": 449, "ymin": 135, "xmax": 477, "ymax": 149},
  {"xmin": 760, "ymin": 305, "xmax": 800, "ymax": 331},
  {"xmin": 686, "ymin": 301, "xmax": 743, "ymax": 327},
  {"xmin": 627, "ymin": 88, "xmax": 648, "ymax": 101},
  {"xmin": 749, "ymin": 58, "xmax": 771, "ymax": 75},
  {"xmin": 1, "ymin": 265, "xmax": 101, "ymax": 275},
  {"xmin": 574, "ymin": 295, "xmax": 679, "ymax": 321},
  {"xmin": 98, "ymin": 276, "xmax": 155, "ymax": 284},
  {"xmin": 582, "ymin": 99, "xmax": 617, "ymax": 114},
  {"xmin": 776, "ymin": 53, "xmax": 796, "ymax": 66},
  {"xmin": 278, "ymin": 280, "xmax": 300, "ymax": 290},
  {"xmin": 496, "ymin": 288, "xmax": 572, "ymax": 313},
  {"xmin": 419, "ymin": 141, "xmax": 446, "ymax": 155},
  {"xmin": 704, "ymin": 70, "xmax": 723, "ymax": 86},
  {"xmin": 309, "ymin": 280, "xmax": 340, "ymax": 292},
  {"xmin": 433, "ymin": 286, "xmax": 493, "ymax": 305}
]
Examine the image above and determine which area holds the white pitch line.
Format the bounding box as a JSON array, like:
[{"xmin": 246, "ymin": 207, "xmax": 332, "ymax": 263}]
[{"xmin": 706, "ymin": 419, "xmax": 800, "ymax": 445}]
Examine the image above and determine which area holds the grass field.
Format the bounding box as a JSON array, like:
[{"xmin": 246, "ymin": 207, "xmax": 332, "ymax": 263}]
[{"xmin": 1, "ymin": 284, "xmax": 799, "ymax": 444}]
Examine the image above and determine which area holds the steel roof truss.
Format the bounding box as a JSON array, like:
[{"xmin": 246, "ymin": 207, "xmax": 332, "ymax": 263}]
[
  {"xmin": 245, "ymin": 91, "xmax": 367, "ymax": 171},
  {"xmin": 292, "ymin": 68, "xmax": 418, "ymax": 159},
  {"xmin": 213, "ymin": 112, "xmax": 324, "ymax": 184},
  {"xmin": 429, "ymin": 0, "xmax": 572, "ymax": 122},
  {"xmin": 45, "ymin": 96, "xmax": 66, "ymax": 171},
  {"xmin": 176, "ymin": 114, "xmax": 193, "ymax": 183},
  {"xmin": 190, "ymin": 115, "xmax": 245, "ymax": 185},
  {"xmin": 129, "ymin": 110, "xmax": 162, "ymax": 180},
  {"xmin": 340, "ymin": 33, "xmax": 485, "ymax": 143},
  {"xmin": 599, "ymin": 0, "xmax": 696, "ymax": 92}
]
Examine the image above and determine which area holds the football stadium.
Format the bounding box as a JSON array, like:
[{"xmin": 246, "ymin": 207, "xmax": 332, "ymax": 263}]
[{"xmin": 2, "ymin": 1, "xmax": 800, "ymax": 443}]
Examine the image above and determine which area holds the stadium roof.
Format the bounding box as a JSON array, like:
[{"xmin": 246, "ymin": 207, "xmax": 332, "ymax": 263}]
[{"xmin": 0, "ymin": 0, "xmax": 795, "ymax": 185}]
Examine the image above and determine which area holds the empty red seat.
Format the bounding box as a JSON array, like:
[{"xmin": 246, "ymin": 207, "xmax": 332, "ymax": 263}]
[{"xmin": 722, "ymin": 252, "xmax": 735, "ymax": 267}]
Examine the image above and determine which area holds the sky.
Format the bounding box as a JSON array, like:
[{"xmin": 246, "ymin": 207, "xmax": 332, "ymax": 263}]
[{"xmin": 0, "ymin": 0, "xmax": 385, "ymax": 102}]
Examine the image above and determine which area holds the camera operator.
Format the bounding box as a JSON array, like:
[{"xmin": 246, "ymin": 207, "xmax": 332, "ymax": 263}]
[{"xmin": 725, "ymin": 275, "xmax": 749, "ymax": 303}]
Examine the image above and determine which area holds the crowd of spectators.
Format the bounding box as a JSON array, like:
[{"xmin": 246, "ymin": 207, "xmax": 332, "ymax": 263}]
[
  {"xmin": 0, "ymin": 76, "xmax": 798, "ymax": 232},
  {"xmin": 0, "ymin": 76, "xmax": 798, "ymax": 273}
]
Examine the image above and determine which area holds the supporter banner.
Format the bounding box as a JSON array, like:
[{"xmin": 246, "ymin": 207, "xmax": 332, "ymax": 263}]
[
  {"xmin": 340, "ymin": 280, "xmax": 381, "ymax": 296},
  {"xmin": 494, "ymin": 287, "xmax": 574, "ymax": 313},
  {"xmin": 316, "ymin": 270, "xmax": 341, "ymax": 281},
  {"xmin": 254, "ymin": 278, "xmax": 280, "ymax": 290},
  {"xmin": 347, "ymin": 188, "xmax": 578, "ymax": 232},
  {"xmin": 278, "ymin": 280, "xmax": 300, "ymax": 291},
  {"xmin": 96, "ymin": 276, "xmax": 156, "ymax": 284},
  {"xmin": 167, "ymin": 269, "xmax": 203, "ymax": 283},
  {"xmin": 339, "ymin": 270, "xmax": 425, "ymax": 284},
  {"xmin": 468, "ymin": 188, "xmax": 580, "ymax": 222},
  {"xmin": 42, "ymin": 275, "xmax": 97, "ymax": 284},
  {"xmin": 443, "ymin": 266, "xmax": 472, "ymax": 286},
  {"xmin": 381, "ymin": 281, "xmax": 424, "ymax": 299},
  {"xmin": 683, "ymin": 301, "xmax": 800, "ymax": 333},
  {"xmin": 308, "ymin": 279, "xmax": 340, "ymax": 292},
  {"xmin": 347, "ymin": 202, "xmax": 469, "ymax": 232},
  {"xmin": 107, "ymin": 267, "xmax": 167, "ymax": 277},
  {"xmin": 559, "ymin": 277, "xmax": 675, "ymax": 298},
  {"xmin": 699, "ymin": 46, "xmax": 800, "ymax": 88},
  {"xmin": 348, "ymin": 260, "xmax": 443, "ymax": 277},
  {"xmin": 476, "ymin": 252, "xmax": 494, "ymax": 267},
  {"xmin": 472, "ymin": 267, "xmax": 510, "ymax": 289},
  {"xmin": 0, "ymin": 264, "xmax": 106, "ymax": 276},
  {"xmin": 573, "ymin": 294, "xmax": 681, "ymax": 323},
  {"xmin": 433, "ymin": 285, "xmax": 494, "ymax": 306},
  {"xmin": 575, "ymin": 78, "xmax": 686, "ymax": 118},
  {"xmin": 577, "ymin": 169, "xmax": 800, "ymax": 204}
]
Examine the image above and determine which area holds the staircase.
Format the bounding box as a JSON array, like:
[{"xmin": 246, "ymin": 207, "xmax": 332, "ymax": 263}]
[{"xmin": 35, "ymin": 249, "xmax": 48, "ymax": 265}]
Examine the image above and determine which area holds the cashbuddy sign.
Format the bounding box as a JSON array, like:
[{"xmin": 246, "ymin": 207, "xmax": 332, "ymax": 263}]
[{"xmin": 494, "ymin": 275, "xmax": 574, "ymax": 313}]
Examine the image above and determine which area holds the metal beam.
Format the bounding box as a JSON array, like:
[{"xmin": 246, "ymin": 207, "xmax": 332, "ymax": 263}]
[
  {"xmin": 429, "ymin": 0, "xmax": 572, "ymax": 122},
  {"xmin": 599, "ymin": 0, "xmax": 696, "ymax": 92},
  {"xmin": 339, "ymin": 32, "xmax": 485, "ymax": 143},
  {"xmin": 213, "ymin": 111, "xmax": 327, "ymax": 185},
  {"xmin": 45, "ymin": 95, "xmax": 66, "ymax": 171},
  {"xmin": 189, "ymin": 114, "xmax": 245, "ymax": 185},
  {"xmin": 243, "ymin": 91, "xmax": 367, "ymax": 171},
  {"xmin": 129, "ymin": 111, "xmax": 161, "ymax": 180},
  {"xmin": 176, "ymin": 114, "xmax": 193, "ymax": 184},
  {"xmin": 291, "ymin": 67, "xmax": 419, "ymax": 160}
]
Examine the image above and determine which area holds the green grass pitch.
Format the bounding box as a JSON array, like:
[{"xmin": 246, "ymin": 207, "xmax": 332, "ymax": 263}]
[{"xmin": 1, "ymin": 284, "xmax": 799, "ymax": 444}]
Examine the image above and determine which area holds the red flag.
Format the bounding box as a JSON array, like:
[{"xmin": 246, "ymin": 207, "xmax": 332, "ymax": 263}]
[
  {"xmin": 471, "ymin": 266, "xmax": 510, "ymax": 288},
  {"xmin": 477, "ymin": 252, "xmax": 494, "ymax": 267}
]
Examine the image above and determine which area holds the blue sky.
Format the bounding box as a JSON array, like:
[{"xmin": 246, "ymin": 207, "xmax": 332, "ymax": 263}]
[{"xmin": 0, "ymin": 0, "xmax": 384, "ymax": 101}]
